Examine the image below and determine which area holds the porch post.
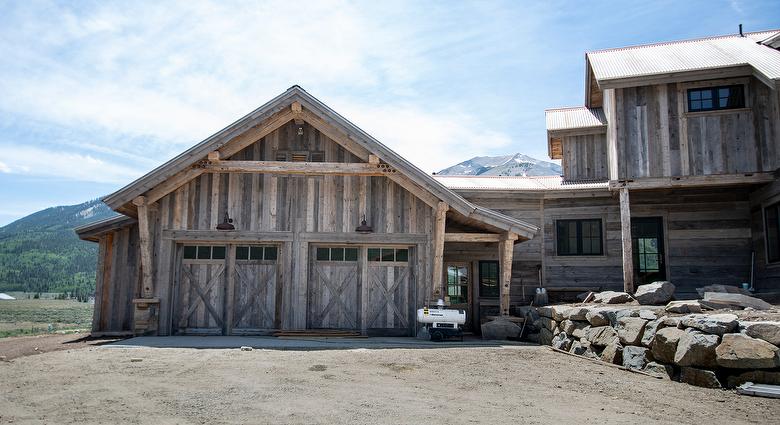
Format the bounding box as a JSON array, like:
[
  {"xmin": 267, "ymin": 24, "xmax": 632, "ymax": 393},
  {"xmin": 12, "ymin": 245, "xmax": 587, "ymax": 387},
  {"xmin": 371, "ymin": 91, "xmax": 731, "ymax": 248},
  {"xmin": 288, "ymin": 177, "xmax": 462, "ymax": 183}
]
[
  {"xmin": 619, "ymin": 187, "xmax": 634, "ymax": 293},
  {"xmin": 498, "ymin": 232, "xmax": 516, "ymax": 316},
  {"xmin": 133, "ymin": 196, "xmax": 155, "ymax": 298},
  {"xmin": 432, "ymin": 201, "xmax": 448, "ymax": 299}
]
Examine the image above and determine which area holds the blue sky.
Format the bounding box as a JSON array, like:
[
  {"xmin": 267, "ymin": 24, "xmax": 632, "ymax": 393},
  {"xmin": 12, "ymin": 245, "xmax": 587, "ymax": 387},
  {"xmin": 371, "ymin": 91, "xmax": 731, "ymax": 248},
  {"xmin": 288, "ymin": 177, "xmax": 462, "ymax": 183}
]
[{"xmin": 0, "ymin": 0, "xmax": 778, "ymax": 226}]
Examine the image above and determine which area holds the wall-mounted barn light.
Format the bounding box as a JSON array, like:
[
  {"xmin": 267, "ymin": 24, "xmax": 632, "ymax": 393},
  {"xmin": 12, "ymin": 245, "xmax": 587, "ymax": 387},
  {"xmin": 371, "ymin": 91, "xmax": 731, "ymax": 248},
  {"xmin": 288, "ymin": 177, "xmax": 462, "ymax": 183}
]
[
  {"xmin": 355, "ymin": 215, "xmax": 373, "ymax": 233},
  {"xmin": 216, "ymin": 212, "xmax": 235, "ymax": 231},
  {"xmin": 297, "ymin": 126, "xmax": 304, "ymax": 136}
]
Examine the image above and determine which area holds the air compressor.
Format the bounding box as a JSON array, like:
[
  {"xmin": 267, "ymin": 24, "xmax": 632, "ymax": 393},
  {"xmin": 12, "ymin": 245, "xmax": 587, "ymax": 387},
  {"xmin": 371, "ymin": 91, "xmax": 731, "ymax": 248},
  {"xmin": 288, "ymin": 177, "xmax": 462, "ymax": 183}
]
[{"xmin": 416, "ymin": 299, "xmax": 466, "ymax": 342}]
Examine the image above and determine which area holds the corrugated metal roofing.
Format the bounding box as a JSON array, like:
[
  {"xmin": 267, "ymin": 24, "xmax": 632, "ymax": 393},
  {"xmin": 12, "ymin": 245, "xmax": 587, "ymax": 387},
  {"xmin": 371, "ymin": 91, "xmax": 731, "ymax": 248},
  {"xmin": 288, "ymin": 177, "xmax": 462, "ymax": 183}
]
[
  {"xmin": 434, "ymin": 175, "xmax": 609, "ymax": 192},
  {"xmin": 587, "ymin": 30, "xmax": 780, "ymax": 84},
  {"xmin": 545, "ymin": 107, "xmax": 606, "ymax": 131}
]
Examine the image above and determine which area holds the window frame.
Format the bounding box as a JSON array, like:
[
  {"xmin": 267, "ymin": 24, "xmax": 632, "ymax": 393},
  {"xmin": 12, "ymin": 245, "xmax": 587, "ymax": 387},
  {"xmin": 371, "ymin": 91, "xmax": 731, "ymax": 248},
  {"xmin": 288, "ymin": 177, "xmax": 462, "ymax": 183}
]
[
  {"xmin": 367, "ymin": 247, "xmax": 410, "ymax": 263},
  {"xmin": 315, "ymin": 246, "xmax": 359, "ymax": 262},
  {"xmin": 555, "ymin": 218, "xmax": 604, "ymax": 257},
  {"xmin": 182, "ymin": 245, "xmax": 227, "ymax": 261},
  {"xmin": 685, "ymin": 81, "xmax": 748, "ymax": 113},
  {"xmin": 765, "ymin": 201, "xmax": 780, "ymax": 264}
]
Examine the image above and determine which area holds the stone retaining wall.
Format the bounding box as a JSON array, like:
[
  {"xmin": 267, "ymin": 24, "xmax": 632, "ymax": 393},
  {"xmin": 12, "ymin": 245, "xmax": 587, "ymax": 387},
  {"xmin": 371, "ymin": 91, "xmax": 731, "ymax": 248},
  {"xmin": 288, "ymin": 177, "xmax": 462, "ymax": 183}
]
[{"xmin": 527, "ymin": 304, "xmax": 780, "ymax": 389}]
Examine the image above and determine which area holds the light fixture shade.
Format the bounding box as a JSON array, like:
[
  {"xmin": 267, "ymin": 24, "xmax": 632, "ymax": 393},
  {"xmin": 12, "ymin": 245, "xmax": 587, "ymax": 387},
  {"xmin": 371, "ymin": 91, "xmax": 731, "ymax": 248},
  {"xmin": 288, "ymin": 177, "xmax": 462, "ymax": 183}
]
[
  {"xmin": 355, "ymin": 215, "xmax": 373, "ymax": 233},
  {"xmin": 216, "ymin": 212, "xmax": 235, "ymax": 231}
]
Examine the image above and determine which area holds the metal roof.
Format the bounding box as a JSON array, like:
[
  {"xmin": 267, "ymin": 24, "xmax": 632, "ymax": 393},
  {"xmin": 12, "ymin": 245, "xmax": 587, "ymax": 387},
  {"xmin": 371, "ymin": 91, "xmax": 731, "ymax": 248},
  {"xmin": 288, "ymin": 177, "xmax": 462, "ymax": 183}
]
[
  {"xmin": 587, "ymin": 30, "xmax": 780, "ymax": 85},
  {"xmin": 545, "ymin": 107, "xmax": 606, "ymax": 132},
  {"xmin": 434, "ymin": 175, "xmax": 609, "ymax": 192}
]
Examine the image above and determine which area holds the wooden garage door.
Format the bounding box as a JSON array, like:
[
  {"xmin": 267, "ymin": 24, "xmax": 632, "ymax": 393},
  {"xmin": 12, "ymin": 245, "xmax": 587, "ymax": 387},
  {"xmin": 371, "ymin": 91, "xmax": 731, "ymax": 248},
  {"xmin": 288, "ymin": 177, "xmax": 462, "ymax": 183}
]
[
  {"xmin": 308, "ymin": 246, "xmax": 360, "ymax": 330},
  {"xmin": 174, "ymin": 245, "xmax": 226, "ymax": 335},
  {"xmin": 230, "ymin": 245, "xmax": 279, "ymax": 335},
  {"xmin": 366, "ymin": 247, "xmax": 413, "ymax": 333}
]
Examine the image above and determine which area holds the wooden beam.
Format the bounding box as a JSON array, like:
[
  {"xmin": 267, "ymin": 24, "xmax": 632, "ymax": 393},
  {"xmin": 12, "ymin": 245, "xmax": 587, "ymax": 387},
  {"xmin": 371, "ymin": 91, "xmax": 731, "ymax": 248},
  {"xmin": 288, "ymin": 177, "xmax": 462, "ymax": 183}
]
[
  {"xmin": 298, "ymin": 109, "xmax": 371, "ymax": 161},
  {"xmin": 207, "ymin": 151, "xmax": 220, "ymax": 161},
  {"xmin": 146, "ymin": 167, "xmax": 205, "ymax": 204},
  {"xmin": 218, "ymin": 109, "xmax": 295, "ymax": 159},
  {"xmin": 619, "ymin": 187, "xmax": 634, "ymax": 294},
  {"xmin": 368, "ymin": 154, "xmax": 380, "ymax": 164},
  {"xmin": 162, "ymin": 229, "xmax": 294, "ymax": 242},
  {"xmin": 444, "ymin": 233, "xmax": 507, "ymax": 243},
  {"xmin": 609, "ymin": 172, "xmax": 776, "ymax": 191},
  {"xmin": 133, "ymin": 196, "xmax": 155, "ymax": 298},
  {"xmin": 432, "ymin": 202, "xmax": 449, "ymax": 299},
  {"xmin": 499, "ymin": 232, "xmax": 515, "ymax": 316},
  {"xmin": 203, "ymin": 160, "xmax": 396, "ymax": 176},
  {"xmin": 385, "ymin": 173, "xmax": 440, "ymax": 209},
  {"xmin": 291, "ymin": 101, "xmax": 302, "ymax": 114}
]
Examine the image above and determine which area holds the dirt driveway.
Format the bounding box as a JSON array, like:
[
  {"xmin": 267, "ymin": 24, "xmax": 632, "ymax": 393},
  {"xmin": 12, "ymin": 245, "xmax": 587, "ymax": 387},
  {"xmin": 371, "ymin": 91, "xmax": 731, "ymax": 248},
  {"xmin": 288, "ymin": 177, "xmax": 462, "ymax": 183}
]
[{"xmin": 0, "ymin": 342, "xmax": 776, "ymax": 424}]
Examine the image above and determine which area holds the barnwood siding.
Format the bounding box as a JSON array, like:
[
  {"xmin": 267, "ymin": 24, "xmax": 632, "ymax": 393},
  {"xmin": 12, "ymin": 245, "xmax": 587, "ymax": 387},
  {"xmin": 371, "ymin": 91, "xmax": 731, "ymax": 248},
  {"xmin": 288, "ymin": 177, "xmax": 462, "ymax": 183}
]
[
  {"xmin": 147, "ymin": 120, "xmax": 433, "ymax": 333},
  {"xmin": 454, "ymin": 187, "xmax": 757, "ymax": 302},
  {"xmin": 561, "ymin": 133, "xmax": 608, "ymax": 180},
  {"xmin": 614, "ymin": 78, "xmax": 780, "ymax": 179},
  {"xmin": 92, "ymin": 225, "xmax": 139, "ymax": 333}
]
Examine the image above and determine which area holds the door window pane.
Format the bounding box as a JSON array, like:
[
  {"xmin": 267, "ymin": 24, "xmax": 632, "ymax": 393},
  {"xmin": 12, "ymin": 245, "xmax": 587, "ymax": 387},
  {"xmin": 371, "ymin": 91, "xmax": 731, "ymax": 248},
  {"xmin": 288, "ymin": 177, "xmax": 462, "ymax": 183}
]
[
  {"xmin": 197, "ymin": 246, "xmax": 211, "ymax": 260},
  {"xmin": 236, "ymin": 246, "xmax": 249, "ymax": 260},
  {"xmin": 249, "ymin": 246, "xmax": 264, "ymax": 260},
  {"xmin": 344, "ymin": 248, "xmax": 358, "ymax": 261},
  {"xmin": 211, "ymin": 246, "xmax": 226, "ymax": 260},
  {"xmin": 316, "ymin": 247, "xmax": 330, "ymax": 261},
  {"xmin": 395, "ymin": 249, "xmax": 408, "ymax": 262},
  {"xmin": 183, "ymin": 246, "xmax": 197, "ymax": 259},
  {"xmin": 381, "ymin": 248, "xmax": 395, "ymax": 262},
  {"xmin": 264, "ymin": 246, "xmax": 278, "ymax": 261}
]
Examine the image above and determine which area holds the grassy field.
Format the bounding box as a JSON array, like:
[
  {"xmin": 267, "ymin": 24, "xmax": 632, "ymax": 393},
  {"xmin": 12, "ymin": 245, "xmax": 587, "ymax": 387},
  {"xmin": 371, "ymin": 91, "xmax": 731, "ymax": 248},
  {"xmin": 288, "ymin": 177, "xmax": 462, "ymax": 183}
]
[{"xmin": 0, "ymin": 299, "xmax": 93, "ymax": 338}]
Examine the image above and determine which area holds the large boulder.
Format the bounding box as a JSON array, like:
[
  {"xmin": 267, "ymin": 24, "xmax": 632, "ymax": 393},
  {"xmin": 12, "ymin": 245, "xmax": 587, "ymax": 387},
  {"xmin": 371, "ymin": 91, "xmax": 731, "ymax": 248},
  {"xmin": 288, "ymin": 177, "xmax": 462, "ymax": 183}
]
[
  {"xmin": 665, "ymin": 300, "xmax": 702, "ymax": 314},
  {"xmin": 643, "ymin": 362, "xmax": 674, "ymax": 380},
  {"xmin": 551, "ymin": 332, "xmax": 573, "ymax": 351},
  {"xmin": 641, "ymin": 319, "xmax": 665, "ymax": 347},
  {"xmin": 585, "ymin": 309, "xmax": 610, "ymax": 327},
  {"xmin": 651, "ymin": 327, "xmax": 685, "ymax": 364},
  {"xmin": 638, "ymin": 309, "xmax": 658, "ymax": 320},
  {"xmin": 561, "ymin": 319, "xmax": 589, "ymax": 336},
  {"xmin": 680, "ymin": 367, "xmax": 721, "ymax": 389},
  {"xmin": 601, "ymin": 341, "xmax": 624, "ymax": 365},
  {"xmin": 564, "ymin": 307, "xmax": 589, "ymax": 321},
  {"xmin": 679, "ymin": 314, "xmax": 738, "ymax": 336},
  {"xmin": 533, "ymin": 316, "xmax": 557, "ymax": 332},
  {"xmin": 538, "ymin": 305, "xmax": 571, "ymax": 321},
  {"xmin": 481, "ymin": 317, "xmax": 522, "ymax": 340},
  {"xmin": 623, "ymin": 346, "xmax": 652, "ymax": 370},
  {"xmin": 716, "ymin": 333, "xmax": 780, "ymax": 369},
  {"xmin": 586, "ymin": 326, "xmax": 619, "ymax": 347},
  {"xmin": 673, "ymin": 329, "xmax": 719, "ymax": 368},
  {"xmin": 593, "ymin": 291, "xmax": 633, "ymax": 304},
  {"xmin": 634, "ymin": 281, "xmax": 675, "ymax": 305},
  {"xmin": 742, "ymin": 321, "xmax": 780, "ymax": 346},
  {"xmin": 616, "ymin": 317, "xmax": 648, "ymax": 346},
  {"xmin": 569, "ymin": 340, "xmax": 587, "ymax": 356},
  {"xmin": 572, "ymin": 324, "xmax": 590, "ymax": 339}
]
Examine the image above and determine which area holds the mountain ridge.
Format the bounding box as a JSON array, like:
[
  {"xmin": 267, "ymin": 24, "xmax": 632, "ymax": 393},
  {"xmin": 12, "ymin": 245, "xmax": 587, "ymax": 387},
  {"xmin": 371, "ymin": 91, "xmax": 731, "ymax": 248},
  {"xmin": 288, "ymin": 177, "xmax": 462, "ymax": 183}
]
[{"xmin": 436, "ymin": 153, "xmax": 561, "ymax": 177}]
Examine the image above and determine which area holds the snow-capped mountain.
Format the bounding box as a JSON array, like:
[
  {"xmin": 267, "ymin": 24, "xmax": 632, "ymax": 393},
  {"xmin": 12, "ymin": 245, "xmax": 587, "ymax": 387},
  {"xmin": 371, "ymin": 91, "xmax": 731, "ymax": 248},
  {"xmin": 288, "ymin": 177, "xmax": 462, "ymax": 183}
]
[{"xmin": 436, "ymin": 153, "xmax": 561, "ymax": 177}]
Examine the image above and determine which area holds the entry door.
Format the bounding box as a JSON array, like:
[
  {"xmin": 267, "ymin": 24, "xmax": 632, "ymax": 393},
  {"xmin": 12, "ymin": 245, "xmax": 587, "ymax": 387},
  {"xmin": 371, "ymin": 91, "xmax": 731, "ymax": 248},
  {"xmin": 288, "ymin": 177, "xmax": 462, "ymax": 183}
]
[
  {"xmin": 445, "ymin": 263, "xmax": 471, "ymax": 330},
  {"xmin": 632, "ymin": 217, "xmax": 666, "ymax": 285},
  {"xmin": 230, "ymin": 245, "xmax": 279, "ymax": 335},
  {"xmin": 174, "ymin": 245, "xmax": 227, "ymax": 335}
]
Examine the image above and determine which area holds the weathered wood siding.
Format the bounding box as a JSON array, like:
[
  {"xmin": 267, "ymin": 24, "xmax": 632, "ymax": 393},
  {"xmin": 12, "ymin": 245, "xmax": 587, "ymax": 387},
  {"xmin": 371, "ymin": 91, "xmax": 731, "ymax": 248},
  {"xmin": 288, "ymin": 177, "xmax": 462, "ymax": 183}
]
[
  {"xmin": 147, "ymin": 120, "xmax": 433, "ymax": 334},
  {"xmin": 455, "ymin": 186, "xmax": 758, "ymax": 303},
  {"xmin": 614, "ymin": 78, "xmax": 780, "ymax": 179},
  {"xmin": 561, "ymin": 133, "xmax": 608, "ymax": 180},
  {"xmin": 92, "ymin": 224, "xmax": 139, "ymax": 333}
]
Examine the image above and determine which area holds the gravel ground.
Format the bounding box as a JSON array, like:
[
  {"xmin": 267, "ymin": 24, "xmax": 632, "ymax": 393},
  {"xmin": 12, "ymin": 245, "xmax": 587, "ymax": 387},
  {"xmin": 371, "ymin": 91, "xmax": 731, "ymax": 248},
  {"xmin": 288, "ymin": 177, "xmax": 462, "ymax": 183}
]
[{"xmin": 1, "ymin": 343, "xmax": 777, "ymax": 424}]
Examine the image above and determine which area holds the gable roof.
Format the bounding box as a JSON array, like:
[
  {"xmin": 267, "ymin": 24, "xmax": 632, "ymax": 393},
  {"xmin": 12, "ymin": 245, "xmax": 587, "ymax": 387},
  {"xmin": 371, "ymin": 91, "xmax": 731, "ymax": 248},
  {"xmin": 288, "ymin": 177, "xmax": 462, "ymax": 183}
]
[
  {"xmin": 545, "ymin": 107, "xmax": 606, "ymax": 132},
  {"xmin": 586, "ymin": 30, "xmax": 780, "ymax": 89},
  {"xmin": 102, "ymin": 86, "xmax": 538, "ymax": 239}
]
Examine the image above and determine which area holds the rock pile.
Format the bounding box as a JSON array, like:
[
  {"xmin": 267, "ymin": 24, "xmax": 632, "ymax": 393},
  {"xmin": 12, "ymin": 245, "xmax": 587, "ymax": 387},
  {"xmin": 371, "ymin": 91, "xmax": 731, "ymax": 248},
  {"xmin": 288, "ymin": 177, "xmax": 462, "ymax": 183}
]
[{"xmin": 527, "ymin": 284, "xmax": 780, "ymax": 389}]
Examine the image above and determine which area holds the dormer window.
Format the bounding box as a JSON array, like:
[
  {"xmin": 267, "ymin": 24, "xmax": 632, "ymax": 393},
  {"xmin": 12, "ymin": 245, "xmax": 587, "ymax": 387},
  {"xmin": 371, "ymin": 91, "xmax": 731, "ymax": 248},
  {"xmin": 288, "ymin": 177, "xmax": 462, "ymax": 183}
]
[{"xmin": 687, "ymin": 85, "xmax": 744, "ymax": 112}]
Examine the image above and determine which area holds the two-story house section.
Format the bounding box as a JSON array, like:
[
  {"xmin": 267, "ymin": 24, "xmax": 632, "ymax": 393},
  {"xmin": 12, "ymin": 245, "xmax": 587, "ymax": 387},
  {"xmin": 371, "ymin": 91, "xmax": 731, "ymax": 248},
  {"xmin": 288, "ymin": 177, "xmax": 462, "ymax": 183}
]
[{"xmin": 437, "ymin": 29, "xmax": 780, "ymax": 307}]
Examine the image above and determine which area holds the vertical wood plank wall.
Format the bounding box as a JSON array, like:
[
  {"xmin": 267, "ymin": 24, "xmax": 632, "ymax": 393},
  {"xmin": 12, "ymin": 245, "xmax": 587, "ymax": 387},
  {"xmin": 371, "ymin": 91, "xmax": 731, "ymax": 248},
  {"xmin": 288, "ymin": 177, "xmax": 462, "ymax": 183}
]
[
  {"xmin": 91, "ymin": 224, "xmax": 140, "ymax": 333},
  {"xmin": 147, "ymin": 121, "xmax": 433, "ymax": 333},
  {"xmin": 561, "ymin": 133, "xmax": 609, "ymax": 180},
  {"xmin": 614, "ymin": 77, "xmax": 780, "ymax": 179}
]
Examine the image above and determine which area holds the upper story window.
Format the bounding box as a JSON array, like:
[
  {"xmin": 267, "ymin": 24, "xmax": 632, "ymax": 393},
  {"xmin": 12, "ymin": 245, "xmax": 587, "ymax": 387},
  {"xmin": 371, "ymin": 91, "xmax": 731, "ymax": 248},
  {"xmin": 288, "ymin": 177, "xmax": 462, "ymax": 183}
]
[
  {"xmin": 766, "ymin": 202, "xmax": 780, "ymax": 264},
  {"xmin": 556, "ymin": 219, "xmax": 603, "ymax": 256},
  {"xmin": 687, "ymin": 85, "xmax": 744, "ymax": 112}
]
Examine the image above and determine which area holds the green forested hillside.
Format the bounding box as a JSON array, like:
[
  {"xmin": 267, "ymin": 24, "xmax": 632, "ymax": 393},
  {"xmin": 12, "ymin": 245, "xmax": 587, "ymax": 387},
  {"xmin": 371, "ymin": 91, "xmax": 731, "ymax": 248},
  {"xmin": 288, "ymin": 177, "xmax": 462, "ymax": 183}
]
[{"xmin": 0, "ymin": 200, "xmax": 117, "ymax": 296}]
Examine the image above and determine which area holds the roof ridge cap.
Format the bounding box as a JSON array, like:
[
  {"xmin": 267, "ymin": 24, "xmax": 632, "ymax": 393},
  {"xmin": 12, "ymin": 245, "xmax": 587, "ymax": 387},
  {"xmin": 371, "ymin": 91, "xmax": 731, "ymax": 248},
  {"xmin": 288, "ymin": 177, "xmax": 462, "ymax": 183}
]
[{"xmin": 586, "ymin": 30, "xmax": 780, "ymax": 55}]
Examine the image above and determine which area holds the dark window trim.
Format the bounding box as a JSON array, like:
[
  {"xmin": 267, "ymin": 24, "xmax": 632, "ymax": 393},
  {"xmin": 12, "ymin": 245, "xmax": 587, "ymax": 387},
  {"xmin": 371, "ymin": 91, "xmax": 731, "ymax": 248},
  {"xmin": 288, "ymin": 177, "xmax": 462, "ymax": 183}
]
[
  {"xmin": 765, "ymin": 202, "xmax": 780, "ymax": 264},
  {"xmin": 687, "ymin": 84, "xmax": 745, "ymax": 113},
  {"xmin": 555, "ymin": 219, "xmax": 604, "ymax": 256},
  {"xmin": 478, "ymin": 260, "xmax": 500, "ymax": 298}
]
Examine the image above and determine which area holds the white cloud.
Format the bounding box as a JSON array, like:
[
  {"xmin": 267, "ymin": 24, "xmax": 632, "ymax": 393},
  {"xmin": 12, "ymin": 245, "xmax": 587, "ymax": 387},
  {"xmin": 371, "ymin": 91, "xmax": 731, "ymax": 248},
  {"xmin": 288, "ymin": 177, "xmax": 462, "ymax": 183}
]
[
  {"xmin": 0, "ymin": 161, "xmax": 9, "ymax": 173},
  {"xmin": 0, "ymin": 145, "xmax": 144, "ymax": 184}
]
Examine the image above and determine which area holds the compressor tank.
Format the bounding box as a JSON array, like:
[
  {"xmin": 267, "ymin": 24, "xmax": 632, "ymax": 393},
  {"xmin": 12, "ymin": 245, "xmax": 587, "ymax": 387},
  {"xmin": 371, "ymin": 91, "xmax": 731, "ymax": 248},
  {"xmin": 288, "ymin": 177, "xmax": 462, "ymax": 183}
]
[{"xmin": 416, "ymin": 307, "xmax": 466, "ymax": 325}]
